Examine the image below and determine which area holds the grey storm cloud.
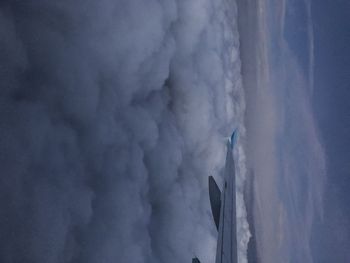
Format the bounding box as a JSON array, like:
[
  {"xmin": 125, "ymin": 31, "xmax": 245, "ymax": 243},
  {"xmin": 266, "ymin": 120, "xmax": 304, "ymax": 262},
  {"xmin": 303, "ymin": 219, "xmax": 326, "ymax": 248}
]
[{"xmin": 0, "ymin": 1, "xmax": 248, "ymax": 263}]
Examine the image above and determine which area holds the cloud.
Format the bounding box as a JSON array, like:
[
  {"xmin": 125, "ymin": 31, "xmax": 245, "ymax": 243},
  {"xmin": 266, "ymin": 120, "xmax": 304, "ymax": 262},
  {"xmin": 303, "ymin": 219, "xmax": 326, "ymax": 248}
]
[{"xmin": 0, "ymin": 1, "xmax": 248, "ymax": 263}]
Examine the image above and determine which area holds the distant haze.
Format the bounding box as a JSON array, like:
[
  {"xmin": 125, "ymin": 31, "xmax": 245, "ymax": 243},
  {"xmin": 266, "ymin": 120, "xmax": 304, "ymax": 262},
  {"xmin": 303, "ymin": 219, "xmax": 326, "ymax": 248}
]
[{"xmin": 239, "ymin": 0, "xmax": 326, "ymax": 262}]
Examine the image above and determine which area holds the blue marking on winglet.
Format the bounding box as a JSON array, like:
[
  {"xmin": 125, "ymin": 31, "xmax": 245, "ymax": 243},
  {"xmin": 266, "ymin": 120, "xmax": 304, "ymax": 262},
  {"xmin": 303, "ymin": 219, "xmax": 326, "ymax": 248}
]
[{"xmin": 230, "ymin": 130, "xmax": 238, "ymax": 149}]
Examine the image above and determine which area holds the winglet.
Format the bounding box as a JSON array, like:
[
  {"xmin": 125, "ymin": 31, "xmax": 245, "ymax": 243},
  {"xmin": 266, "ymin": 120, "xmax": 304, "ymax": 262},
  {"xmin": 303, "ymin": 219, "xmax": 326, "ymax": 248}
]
[{"xmin": 230, "ymin": 129, "xmax": 238, "ymax": 149}]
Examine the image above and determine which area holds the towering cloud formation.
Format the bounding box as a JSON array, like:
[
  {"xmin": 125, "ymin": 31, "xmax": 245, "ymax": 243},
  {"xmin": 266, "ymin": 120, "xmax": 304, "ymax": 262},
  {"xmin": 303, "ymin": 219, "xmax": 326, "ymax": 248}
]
[{"xmin": 0, "ymin": 1, "xmax": 248, "ymax": 263}]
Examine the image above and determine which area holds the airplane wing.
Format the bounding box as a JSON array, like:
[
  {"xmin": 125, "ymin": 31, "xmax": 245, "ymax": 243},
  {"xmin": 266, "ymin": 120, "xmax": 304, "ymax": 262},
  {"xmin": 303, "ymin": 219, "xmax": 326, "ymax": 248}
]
[
  {"xmin": 191, "ymin": 130, "xmax": 238, "ymax": 263},
  {"xmin": 215, "ymin": 133, "xmax": 238, "ymax": 263}
]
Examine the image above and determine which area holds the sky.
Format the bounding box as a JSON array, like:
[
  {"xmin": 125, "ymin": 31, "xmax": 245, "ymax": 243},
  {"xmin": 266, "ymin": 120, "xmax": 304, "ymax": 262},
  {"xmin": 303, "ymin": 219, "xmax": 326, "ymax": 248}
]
[
  {"xmin": 310, "ymin": 0, "xmax": 350, "ymax": 261},
  {"xmin": 241, "ymin": 0, "xmax": 350, "ymax": 262},
  {"xmin": 276, "ymin": 0, "xmax": 350, "ymax": 261}
]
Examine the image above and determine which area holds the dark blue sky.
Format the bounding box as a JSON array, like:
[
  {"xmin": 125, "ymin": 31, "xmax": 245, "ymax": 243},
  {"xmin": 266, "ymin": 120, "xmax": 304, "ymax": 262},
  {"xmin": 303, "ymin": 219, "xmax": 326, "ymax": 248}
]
[
  {"xmin": 311, "ymin": 0, "xmax": 350, "ymax": 261},
  {"xmin": 283, "ymin": 0, "xmax": 310, "ymax": 76},
  {"xmin": 256, "ymin": 0, "xmax": 350, "ymax": 261}
]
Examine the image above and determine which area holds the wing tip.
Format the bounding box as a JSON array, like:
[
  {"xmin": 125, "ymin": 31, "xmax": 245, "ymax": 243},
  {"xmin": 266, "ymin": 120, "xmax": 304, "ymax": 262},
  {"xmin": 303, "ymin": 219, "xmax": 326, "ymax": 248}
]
[{"xmin": 229, "ymin": 129, "xmax": 238, "ymax": 149}]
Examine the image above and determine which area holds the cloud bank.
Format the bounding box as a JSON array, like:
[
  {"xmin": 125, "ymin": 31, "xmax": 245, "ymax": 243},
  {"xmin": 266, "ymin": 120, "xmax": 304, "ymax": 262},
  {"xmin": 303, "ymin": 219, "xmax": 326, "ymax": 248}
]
[{"xmin": 0, "ymin": 1, "xmax": 249, "ymax": 263}]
